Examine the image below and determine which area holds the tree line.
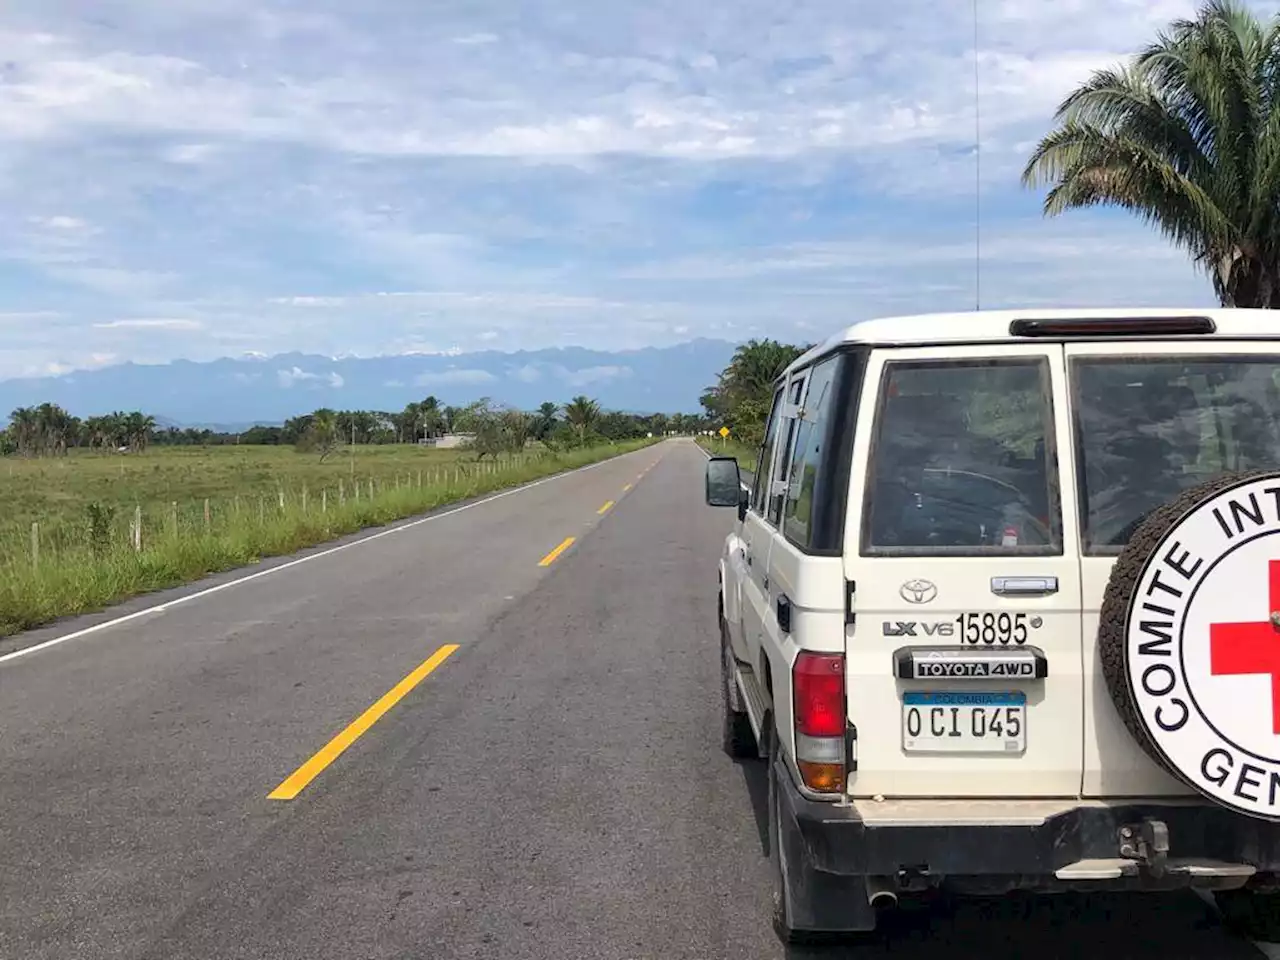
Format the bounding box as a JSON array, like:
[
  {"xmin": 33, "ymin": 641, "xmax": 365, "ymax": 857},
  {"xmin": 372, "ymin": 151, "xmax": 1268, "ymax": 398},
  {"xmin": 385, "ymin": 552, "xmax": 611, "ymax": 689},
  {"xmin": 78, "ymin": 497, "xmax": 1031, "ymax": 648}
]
[
  {"xmin": 699, "ymin": 338, "xmax": 811, "ymax": 448},
  {"xmin": 2, "ymin": 395, "xmax": 712, "ymax": 458}
]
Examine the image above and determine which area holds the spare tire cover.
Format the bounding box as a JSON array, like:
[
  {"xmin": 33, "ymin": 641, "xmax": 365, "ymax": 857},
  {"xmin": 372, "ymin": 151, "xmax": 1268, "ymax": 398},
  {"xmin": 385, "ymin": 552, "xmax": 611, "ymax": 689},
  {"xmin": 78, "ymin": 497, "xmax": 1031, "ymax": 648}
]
[{"xmin": 1099, "ymin": 470, "xmax": 1280, "ymax": 822}]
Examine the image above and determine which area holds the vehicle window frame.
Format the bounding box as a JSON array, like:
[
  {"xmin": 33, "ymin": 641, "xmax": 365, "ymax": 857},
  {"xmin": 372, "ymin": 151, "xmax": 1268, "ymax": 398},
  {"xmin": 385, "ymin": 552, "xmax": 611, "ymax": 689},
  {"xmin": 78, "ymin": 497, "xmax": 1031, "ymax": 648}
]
[
  {"xmin": 781, "ymin": 355, "xmax": 840, "ymax": 551},
  {"xmin": 751, "ymin": 384, "xmax": 786, "ymax": 517},
  {"xmin": 859, "ymin": 355, "xmax": 1064, "ymax": 558},
  {"xmin": 1068, "ymin": 351, "xmax": 1280, "ymax": 557},
  {"xmin": 768, "ymin": 373, "xmax": 809, "ymax": 526}
]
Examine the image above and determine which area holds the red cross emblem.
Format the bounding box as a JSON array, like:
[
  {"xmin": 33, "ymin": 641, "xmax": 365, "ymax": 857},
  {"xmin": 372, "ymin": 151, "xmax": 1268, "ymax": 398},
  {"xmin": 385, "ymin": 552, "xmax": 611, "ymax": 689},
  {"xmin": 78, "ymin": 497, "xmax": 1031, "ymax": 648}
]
[{"xmin": 1210, "ymin": 559, "xmax": 1280, "ymax": 734}]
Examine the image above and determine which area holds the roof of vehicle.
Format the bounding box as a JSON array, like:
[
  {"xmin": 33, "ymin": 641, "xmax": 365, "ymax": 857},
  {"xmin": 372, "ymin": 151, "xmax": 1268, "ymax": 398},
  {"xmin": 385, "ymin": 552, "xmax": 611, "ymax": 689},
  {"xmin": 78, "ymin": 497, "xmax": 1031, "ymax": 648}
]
[{"xmin": 786, "ymin": 307, "xmax": 1280, "ymax": 374}]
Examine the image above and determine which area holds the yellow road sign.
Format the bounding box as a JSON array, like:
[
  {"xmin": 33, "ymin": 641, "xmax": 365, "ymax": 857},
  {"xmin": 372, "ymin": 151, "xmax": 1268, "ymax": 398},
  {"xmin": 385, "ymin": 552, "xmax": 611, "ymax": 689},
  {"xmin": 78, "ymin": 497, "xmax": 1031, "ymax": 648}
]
[{"xmin": 719, "ymin": 426, "xmax": 730, "ymax": 438}]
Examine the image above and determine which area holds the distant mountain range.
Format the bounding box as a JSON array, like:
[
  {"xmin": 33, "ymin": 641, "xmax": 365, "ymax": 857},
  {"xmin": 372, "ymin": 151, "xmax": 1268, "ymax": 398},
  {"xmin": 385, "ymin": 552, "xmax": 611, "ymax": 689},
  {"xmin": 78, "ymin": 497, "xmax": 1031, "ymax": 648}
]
[{"xmin": 0, "ymin": 340, "xmax": 738, "ymax": 426}]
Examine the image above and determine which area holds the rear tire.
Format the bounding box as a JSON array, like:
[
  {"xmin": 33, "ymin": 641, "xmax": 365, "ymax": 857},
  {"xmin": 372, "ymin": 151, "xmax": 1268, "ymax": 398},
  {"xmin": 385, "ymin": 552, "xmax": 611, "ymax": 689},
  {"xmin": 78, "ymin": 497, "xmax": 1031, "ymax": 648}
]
[
  {"xmin": 720, "ymin": 614, "xmax": 757, "ymax": 760},
  {"xmin": 766, "ymin": 723, "xmax": 851, "ymax": 945}
]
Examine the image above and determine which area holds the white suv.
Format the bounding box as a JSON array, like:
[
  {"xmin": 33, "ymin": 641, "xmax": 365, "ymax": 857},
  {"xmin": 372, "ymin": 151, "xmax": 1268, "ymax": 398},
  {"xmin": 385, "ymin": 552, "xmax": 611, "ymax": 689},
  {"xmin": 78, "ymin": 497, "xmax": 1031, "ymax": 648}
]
[{"xmin": 704, "ymin": 308, "xmax": 1280, "ymax": 943}]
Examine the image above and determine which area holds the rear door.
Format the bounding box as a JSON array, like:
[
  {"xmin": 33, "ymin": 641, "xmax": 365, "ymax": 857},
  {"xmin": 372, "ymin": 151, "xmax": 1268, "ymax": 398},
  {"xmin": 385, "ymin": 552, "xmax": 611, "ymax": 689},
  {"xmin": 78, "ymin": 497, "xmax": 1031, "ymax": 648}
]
[
  {"xmin": 1067, "ymin": 340, "xmax": 1280, "ymax": 797},
  {"xmin": 843, "ymin": 344, "xmax": 1085, "ymax": 797},
  {"xmin": 738, "ymin": 383, "xmax": 789, "ymax": 672}
]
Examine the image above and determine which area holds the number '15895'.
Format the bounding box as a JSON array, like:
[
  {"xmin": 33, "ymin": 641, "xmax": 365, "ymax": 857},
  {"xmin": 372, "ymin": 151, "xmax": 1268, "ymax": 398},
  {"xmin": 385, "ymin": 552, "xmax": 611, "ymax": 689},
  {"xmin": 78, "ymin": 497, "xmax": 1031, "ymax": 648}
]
[{"xmin": 956, "ymin": 612, "xmax": 1028, "ymax": 645}]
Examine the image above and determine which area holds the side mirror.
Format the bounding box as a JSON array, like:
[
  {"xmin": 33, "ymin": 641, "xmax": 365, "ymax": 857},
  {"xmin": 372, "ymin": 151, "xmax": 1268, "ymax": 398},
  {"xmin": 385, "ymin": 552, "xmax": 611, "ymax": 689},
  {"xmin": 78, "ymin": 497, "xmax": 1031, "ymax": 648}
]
[{"xmin": 705, "ymin": 456, "xmax": 742, "ymax": 508}]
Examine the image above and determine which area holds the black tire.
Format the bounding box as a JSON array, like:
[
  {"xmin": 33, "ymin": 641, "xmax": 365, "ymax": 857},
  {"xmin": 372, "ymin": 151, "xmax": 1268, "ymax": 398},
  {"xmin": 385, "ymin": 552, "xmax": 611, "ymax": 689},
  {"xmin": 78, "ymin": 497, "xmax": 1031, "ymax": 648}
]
[
  {"xmin": 767, "ymin": 722, "xmax": 802, "ymax": 943},
  {"xmin": 1214, "ymin": 888, "xmax": 1280, "ymax": 942},
  {"xmin": 766, "ymin": 723, "xmax": 844, "ymax": 945},
  {"xmin": 720, "ymin": 609, "xmax": 758, "ymax": 760},
  {"xmin": 1097, "ymin": 470, "xmax": 1279, "ymax": 778}
]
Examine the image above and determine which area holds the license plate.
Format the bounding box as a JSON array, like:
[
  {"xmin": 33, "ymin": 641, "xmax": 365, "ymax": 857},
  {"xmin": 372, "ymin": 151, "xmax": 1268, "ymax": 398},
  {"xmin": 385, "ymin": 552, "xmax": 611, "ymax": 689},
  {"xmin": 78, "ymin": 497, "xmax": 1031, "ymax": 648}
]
[{"xmin": 902, "ymin": 691, "xmax": 1026, "ymax": 754}]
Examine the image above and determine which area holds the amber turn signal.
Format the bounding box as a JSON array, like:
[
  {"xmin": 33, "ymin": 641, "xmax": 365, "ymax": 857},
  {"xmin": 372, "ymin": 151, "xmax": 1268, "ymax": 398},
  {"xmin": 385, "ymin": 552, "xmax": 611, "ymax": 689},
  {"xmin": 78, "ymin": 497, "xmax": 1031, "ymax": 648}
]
[{"xmin": 798, "ymin": 760, "xmax": 845, "ymax": 794}]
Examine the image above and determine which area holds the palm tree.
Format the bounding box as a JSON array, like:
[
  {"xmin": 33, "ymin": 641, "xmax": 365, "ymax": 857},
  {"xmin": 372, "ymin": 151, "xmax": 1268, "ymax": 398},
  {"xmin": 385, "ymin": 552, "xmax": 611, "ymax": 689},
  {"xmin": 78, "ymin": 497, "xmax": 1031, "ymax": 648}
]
[
  {"xmin": 562, "ymin": 396, "xmax": 600, "ymax": 445},
  {"xmin": 8, "ymin": 407, "xmax": 38, "ymax": 456},
  {"xmin": 122, "ymin": 411, "xmax": 155, "ymax": 452},
  {"xmin": 1021, "ymin": 0, "xmax": 1280, "ymax": 307},
  {"xmin": 532, "ymin": 401, "xmax": 559, "ymax": 441}
]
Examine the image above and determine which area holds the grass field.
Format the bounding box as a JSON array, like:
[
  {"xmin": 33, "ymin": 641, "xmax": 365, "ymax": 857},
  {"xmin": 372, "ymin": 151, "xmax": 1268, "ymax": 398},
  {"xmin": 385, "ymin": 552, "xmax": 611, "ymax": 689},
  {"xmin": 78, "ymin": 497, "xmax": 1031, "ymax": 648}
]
[
  {"xmin": 0, "ymin": 440, "xmax": 656, "ymax": 638},
  {"xmin": 696, "ymin": 436, "xmax": 758, "ymax": 470}
]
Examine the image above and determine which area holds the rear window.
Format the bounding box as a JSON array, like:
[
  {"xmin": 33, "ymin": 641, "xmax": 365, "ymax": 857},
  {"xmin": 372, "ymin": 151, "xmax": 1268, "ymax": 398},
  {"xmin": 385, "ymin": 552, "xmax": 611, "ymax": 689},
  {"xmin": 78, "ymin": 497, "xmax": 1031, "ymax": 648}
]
[
  {"xmin": 863, "ymin": 357, "xmax": 1061, "ymax": 556},
  {"xmin": 1072, "ymin": 355, "xmax": 1280, "ymax": 554}
]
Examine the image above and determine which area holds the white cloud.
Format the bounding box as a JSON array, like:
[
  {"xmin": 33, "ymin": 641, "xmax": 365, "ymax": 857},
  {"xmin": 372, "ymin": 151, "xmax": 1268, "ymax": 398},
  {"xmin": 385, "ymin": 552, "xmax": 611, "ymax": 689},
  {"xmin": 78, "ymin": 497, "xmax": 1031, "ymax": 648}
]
[
  {"xmin": 0, "ymin": 0, "xmax": 1260, "ymax": 380},
  {"xmin": 559, "ymin": 365, "xmax": 634, "ymax": 387},
  {"xmin": 276, "ymin": 366, "xmax": 343, "ymax": 388},
  {"xmin": 93, "ymin": 318, "xmax": 203, "ymax": 330},
  {"xmin": 511, "ymin": 364, "xmax": 542, "ymax": 383},
  {"xmin": 414, "ymin": 369, "xmax": 497, "ymax": 386}
]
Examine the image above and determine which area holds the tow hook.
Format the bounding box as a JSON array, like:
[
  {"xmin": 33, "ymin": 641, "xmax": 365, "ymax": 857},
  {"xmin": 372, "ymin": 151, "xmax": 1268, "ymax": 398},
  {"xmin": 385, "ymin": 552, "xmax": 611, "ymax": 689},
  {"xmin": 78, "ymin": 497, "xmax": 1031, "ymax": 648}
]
[{"xmin": 1119, "ymin": 819, "xmax": 1170, "ymax": 877}]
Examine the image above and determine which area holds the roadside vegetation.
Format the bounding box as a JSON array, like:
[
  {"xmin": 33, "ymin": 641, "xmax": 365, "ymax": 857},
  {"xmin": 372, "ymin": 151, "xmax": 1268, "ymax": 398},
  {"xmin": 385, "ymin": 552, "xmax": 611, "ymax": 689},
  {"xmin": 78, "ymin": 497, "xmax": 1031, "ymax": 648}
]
[
  {"xmin": 0, "ymin": 394, "xmax": 706, "ymax": 638},
  {"xmin": 696, "ymin": 436, "xmax": 758, "ymax": 472}
]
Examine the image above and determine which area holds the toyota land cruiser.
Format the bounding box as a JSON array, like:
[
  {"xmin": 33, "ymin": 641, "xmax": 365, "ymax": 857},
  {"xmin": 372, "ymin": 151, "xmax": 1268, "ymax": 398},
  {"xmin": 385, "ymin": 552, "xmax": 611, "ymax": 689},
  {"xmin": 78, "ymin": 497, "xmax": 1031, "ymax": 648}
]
[{"xmin": 703, "ymin": 308, "xmax": 1280, "ymax": 942}]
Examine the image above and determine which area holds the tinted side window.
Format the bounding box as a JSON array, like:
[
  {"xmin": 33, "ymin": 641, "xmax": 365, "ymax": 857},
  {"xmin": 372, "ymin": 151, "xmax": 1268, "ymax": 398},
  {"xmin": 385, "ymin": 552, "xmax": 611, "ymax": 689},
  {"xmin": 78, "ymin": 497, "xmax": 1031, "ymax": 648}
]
[
  {"xmin": 769, "ymin": 376, "xmax": 807, "ymax": 525},
  {"xmin": 782, "ymin": 356, "xmax": 838, "ymax": 549},
  {"xmin": 862, "ymin": 357, "xmax": 1061, "ymax": 556},
  {"xmin": 752, "ymin": 386, "xmax": 785, "ymax": 516},
  {"xmin": 1072, "ymin": 354, "xmax": 1280, "ymax": 554}
]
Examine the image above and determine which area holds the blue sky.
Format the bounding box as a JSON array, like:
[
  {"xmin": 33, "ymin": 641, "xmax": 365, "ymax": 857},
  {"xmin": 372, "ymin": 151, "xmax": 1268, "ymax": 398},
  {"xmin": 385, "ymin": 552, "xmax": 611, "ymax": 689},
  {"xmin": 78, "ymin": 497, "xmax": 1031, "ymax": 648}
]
[{"xmin": 0, "ymin": 0, "xmax": 1265, "ymax": 381}]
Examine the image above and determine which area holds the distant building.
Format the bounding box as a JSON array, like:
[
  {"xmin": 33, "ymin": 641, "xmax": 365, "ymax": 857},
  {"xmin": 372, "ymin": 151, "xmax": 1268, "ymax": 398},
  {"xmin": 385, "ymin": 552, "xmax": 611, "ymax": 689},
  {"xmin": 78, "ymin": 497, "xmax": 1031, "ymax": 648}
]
[{"xmin": 418, "ymin": 433, "xmax": 475, "ymax": 449}]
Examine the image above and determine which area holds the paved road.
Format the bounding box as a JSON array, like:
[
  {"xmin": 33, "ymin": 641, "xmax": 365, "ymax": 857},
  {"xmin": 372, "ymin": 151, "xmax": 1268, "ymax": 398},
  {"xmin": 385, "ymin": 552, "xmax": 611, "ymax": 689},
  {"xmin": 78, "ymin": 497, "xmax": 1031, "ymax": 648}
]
[{"xmin": 0, "ymin": 439, "xmax": 1273, "ymax": 959}]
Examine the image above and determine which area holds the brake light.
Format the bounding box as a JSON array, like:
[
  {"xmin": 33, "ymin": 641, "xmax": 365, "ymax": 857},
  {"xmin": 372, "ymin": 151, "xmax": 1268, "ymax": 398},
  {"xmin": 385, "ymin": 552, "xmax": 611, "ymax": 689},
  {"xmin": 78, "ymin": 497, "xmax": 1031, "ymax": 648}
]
[
  {"xmin": 793, "ymin": 651, "xmax": 846, "ymax": 795},
  {"xmin": 794, "ymin": 652, "xmax": 844, "ymax": 738},
  {"xmin": 1009, "ymin": 316, "xmax": 1215, "ymax": 338}
]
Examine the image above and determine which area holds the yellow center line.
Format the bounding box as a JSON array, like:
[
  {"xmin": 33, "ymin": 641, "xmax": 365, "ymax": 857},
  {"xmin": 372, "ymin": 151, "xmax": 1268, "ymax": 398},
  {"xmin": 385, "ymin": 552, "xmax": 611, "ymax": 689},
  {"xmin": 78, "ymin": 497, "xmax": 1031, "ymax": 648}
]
[
  {"xmin": 267, "ymin": 643, "xmax": 460, "ymax": 801},
  {"xmin": 623, "ymin": 484, "xmax": 632, "ymax": 492},
  {"xmin": 597, "ymin": 500, "xmax": 615, "ymax": 514},
  {"xmin": 538, "ymin": 536, "xmax": 576, "ymax": 567}
]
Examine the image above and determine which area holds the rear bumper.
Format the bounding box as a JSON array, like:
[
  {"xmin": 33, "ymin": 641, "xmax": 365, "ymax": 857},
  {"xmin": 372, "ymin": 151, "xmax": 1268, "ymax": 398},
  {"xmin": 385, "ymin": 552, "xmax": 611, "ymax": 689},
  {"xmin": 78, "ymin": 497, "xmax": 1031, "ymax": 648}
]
[{"xmin": 778, "ymin": 760, "xmax": 1280, "ymax": 892}]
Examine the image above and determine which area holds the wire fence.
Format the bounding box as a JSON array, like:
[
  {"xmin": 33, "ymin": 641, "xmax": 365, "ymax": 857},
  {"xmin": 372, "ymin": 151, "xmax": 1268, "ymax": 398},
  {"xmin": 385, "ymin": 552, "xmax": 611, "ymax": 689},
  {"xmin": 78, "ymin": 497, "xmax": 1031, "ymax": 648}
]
[
  {"xmin": 9, "ymin": 455, "xmax": 551, "ymax": 570},
  {"xmin": 0, "ymin": 444, "xmax": 649, "ymax": 635}
]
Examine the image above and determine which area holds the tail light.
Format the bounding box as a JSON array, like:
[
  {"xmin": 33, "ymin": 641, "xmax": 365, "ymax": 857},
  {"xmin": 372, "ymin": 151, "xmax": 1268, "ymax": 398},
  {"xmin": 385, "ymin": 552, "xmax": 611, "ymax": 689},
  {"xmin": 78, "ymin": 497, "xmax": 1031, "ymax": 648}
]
[{"xmin": 793, "ymin": 651, "xmax": 846, "ymax": 794}]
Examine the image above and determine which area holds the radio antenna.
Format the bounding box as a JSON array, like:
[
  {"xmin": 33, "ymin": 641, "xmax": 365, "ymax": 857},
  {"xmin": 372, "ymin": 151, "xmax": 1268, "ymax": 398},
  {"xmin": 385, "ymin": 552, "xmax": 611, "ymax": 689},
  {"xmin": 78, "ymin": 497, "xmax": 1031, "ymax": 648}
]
[{"xmin": 972, "ymin": 0, "xmax": 982, "ymax": 311}]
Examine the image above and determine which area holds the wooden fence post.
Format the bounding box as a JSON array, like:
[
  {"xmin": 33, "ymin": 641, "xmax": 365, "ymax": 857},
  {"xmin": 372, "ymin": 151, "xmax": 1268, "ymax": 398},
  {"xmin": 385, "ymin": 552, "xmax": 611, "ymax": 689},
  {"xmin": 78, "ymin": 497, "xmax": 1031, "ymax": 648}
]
[
  {"xmin": 171, "ymin": 501, "xmax": 178, "ymax": 537},
  {"xmin": 203, "ymin": 498, "xmax": 211, "ymax": 531},
  {"xmin": 134, "ymin": 505, "xmax": 142, "ymax": 551},
  {"xmin": 301, "ymin": 486, "xmax": 308, "ymax": 513},
  {"xmin": 322, "ymin": 489, "xmax": 327, "ymax": 514},
  {"xmin": 30, "ymin": 521, "xmax": 38, "ymax": 571},
  {"xmin": 339, "ymin": 479, "xmax": 345, "ymax": 505}
]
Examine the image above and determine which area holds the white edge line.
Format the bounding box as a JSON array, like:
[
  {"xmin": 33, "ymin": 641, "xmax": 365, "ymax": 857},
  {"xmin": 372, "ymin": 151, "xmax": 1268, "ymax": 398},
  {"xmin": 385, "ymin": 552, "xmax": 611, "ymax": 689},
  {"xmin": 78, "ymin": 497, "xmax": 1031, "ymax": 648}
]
[{"xmin": 0, "ymin": 445, "xmax": 658, "ymax": 667}]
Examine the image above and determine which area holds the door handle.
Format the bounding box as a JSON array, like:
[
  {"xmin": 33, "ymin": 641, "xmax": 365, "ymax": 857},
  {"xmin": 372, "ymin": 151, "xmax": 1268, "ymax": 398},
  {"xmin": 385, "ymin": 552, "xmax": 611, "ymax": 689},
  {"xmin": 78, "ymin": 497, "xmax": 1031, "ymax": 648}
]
[
  {"xmin": 746, "ymin": 553, "xmax": 753, "ymax": 567},
  {"xmin": 990, "ymin": 576, "xmax": 1058, "ymax": 597},
  {"xmin": 777, "ymin": 593, "xmax": 792, "ymax": 634}
]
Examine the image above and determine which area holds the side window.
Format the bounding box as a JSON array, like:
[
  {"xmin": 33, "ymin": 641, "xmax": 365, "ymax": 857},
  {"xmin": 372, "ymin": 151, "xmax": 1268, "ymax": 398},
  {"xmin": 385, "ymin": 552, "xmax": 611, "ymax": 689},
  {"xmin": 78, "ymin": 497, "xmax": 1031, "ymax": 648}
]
[
  {"xmin": 768, "ymin": 375, "xmax": 808, "ymax": 525},
  {"xmin": 862, "ymin": 357, "xmax": 1061, "ymax": 556},
  {"xmin": 782, "ymin": 356, "xmax": 838, "ymax": 549},
  {"xmin": 752, "ymin": 386, "xmax": 785, "ymax": 515}
]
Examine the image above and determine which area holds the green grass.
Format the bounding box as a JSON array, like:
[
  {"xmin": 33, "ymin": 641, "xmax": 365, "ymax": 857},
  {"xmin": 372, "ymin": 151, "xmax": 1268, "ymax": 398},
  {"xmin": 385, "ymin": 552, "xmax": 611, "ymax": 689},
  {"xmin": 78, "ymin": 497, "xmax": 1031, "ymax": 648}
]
[
  {"xmin": 0, "ymin": 440, "xmax": 657, "ymax": 638},
  {"xmin": 696, "ymin": 436, "xmax": 758, "ymax": 471}
]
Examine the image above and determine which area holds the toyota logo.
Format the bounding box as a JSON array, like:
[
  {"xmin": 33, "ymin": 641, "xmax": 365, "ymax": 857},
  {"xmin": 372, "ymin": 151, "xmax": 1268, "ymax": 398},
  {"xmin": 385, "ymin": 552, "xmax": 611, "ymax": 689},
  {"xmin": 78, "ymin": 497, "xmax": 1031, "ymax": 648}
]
[{"xmin": 900, "ymin": 579, "xmax": 938, "ymax": 604}]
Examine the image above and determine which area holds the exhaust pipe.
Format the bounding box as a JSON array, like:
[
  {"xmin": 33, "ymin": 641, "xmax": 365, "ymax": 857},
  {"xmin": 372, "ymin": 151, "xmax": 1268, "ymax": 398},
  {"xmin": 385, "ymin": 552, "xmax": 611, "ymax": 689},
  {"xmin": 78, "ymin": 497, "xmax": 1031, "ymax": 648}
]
[{"xmin": 866, "ymin": 876, "xmax": 899, "ymax": 909}]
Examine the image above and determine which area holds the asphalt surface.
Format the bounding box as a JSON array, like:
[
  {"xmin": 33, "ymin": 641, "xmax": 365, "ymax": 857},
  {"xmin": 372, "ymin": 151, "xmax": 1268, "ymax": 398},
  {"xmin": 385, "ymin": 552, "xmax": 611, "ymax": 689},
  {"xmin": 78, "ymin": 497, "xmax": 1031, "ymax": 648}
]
[{"xmin": 0, "ymin": 438, "xmax": 1275, "ymax": 960}]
